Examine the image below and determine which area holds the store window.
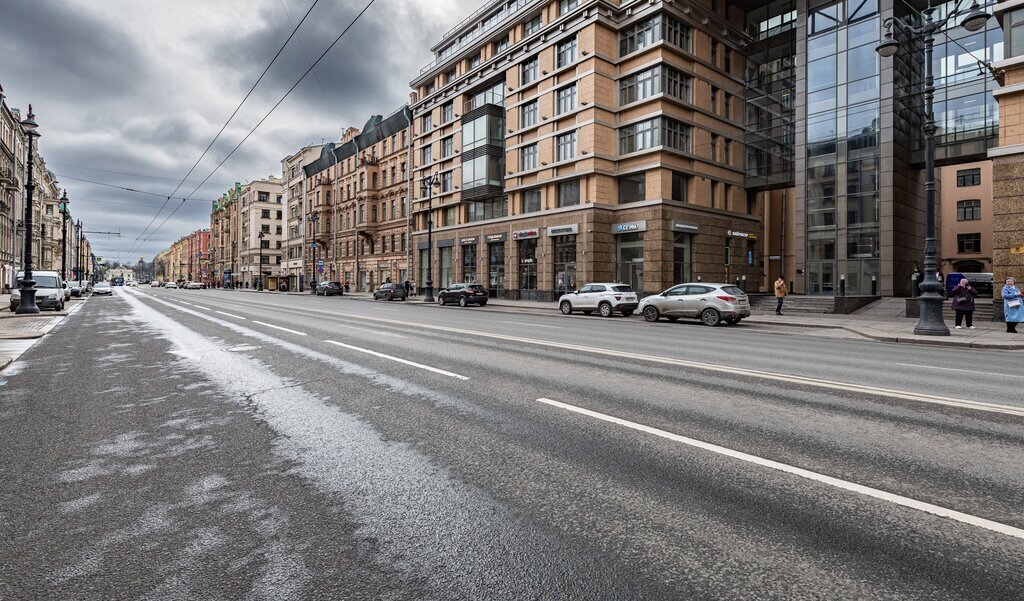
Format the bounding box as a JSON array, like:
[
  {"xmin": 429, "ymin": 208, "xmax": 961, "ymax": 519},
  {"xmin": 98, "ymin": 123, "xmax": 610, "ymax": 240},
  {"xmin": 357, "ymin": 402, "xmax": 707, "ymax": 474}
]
[
  {"xmin": 615, "ymin": 232, "xmax": 644, "ymax": 293},
  {"xmin": 552, "ymin": 235, "xmax": 577, "ymax": 297},
  {"xmin": 673, "ymin": 232, "xmax": 691, "ymax": 284},
  {"xmin": 462, "ymin": 243, "xmax": 478, "ymax": 282},
  {"xmin": 440, "ymin": 246, "xmax": 454, "ymax": 287},
  {"xmin": 489, "ymin": 241, "xmax": 505, "ymax": 297},
  {"xmin": 518, "ymin": 238, "xmax": 538, "ymax": 300}
]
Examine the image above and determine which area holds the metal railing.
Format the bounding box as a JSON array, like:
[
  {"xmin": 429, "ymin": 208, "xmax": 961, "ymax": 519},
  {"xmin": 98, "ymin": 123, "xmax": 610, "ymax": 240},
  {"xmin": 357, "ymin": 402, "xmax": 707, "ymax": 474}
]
[{"xmin": 419, "ymin": 0, "xmax": 533, "ymax": 75}]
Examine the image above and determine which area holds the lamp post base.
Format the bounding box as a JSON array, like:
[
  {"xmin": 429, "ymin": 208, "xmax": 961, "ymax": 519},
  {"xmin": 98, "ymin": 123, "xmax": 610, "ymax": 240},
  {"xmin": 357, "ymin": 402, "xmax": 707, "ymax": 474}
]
[
  {"xmin": 913, "ymin": 291, "xmax": 950, "ymax": 336},
  {"xmin": 15, "ymin": 280, "xmax": 40, "ymax": 315},
  {"xmin": 423, "ymin": 280, "xmax": 434, "ymax": 304}
]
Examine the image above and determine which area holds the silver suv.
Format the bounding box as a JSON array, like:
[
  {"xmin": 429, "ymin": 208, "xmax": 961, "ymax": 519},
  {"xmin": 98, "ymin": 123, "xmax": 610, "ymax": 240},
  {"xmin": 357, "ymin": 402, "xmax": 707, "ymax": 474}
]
[
  {"xmin": 559, "ymin": 283, "xmax": 638, "ymax": 317},
  {"xmin": 639, "ymin": 283, "xmax": 750, "ymax": 326}
]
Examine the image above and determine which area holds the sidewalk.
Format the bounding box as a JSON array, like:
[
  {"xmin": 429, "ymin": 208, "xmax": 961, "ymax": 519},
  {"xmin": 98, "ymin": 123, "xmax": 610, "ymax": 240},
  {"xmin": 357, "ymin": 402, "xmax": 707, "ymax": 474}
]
[
  {"xmin": 333, "ymin": 292, "xmax": 1024, "ymax": 350},
  {"xmin": 0, "ymin": 297, "xmax": 85, "ymax": 370}
]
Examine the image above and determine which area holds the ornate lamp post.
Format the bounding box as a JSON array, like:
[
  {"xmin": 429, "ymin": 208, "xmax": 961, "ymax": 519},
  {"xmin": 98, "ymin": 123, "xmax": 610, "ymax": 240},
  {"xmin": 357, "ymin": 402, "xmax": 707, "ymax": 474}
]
[
  {"xmin": 875, "ymin": 1, "xmax": 991, "ymax": 336},
  {"xmin": 58, "ymin": 189, "xmax": 69, "ymax": 281},
  {"xmin": 16, "ymin": 106, "xmax": 40, "ymax": 314},
  {"xmin": 257, "ymin": 230, "xmax": 265, "ymax": 291},
  {"xmin": 420, "ymin": 173, "xmax": 440, "ymax": 303}
]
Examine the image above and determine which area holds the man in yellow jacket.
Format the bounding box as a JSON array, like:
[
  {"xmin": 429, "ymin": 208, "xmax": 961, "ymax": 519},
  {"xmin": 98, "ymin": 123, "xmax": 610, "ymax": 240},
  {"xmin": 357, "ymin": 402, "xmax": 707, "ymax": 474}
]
[{"xmin": 774, "ymin": 276, "xmax": 788, "ymax": 315}]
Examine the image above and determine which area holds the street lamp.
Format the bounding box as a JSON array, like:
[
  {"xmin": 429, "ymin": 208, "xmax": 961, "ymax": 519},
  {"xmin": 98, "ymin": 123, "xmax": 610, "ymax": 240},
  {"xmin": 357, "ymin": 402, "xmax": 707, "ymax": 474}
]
[
  {"xmin": 257, "ymin": 230, "xmax": 265, "ymax": 291},
  {"xmin": 16, "ymin": 106, "xmax": 41, "ymax": 314},
  {"xmin": 875, "ymin": 3, "xmax": 992, "ymax": 336},
  {"xmin": 58, "ymin": 189, "xmax": 69, "ymax": 281},
  {"xmin": 420, "ymin": 173, "xmax": 441, "ymax": 303}
]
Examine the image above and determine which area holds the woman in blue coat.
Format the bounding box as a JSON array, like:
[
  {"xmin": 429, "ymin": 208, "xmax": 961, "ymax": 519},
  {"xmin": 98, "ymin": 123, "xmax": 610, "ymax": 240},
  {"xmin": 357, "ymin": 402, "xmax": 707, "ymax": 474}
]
[{"xmin": 1002, "ymin": 277, "xmax": 1023, "ymax": 333}]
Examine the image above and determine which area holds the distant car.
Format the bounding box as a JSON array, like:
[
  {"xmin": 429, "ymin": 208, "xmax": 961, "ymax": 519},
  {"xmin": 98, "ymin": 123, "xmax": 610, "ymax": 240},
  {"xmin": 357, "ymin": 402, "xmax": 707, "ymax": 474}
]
[
  {"xmin": 10, "ymin": 271, "xmax": 66, "ymax": 311},
  {"xmin": 558, "ymin": 283, "xmax": 638, "ymax": 317},
  {"xmin": 373, "ymin": 283, "xmax": 406, "ymax": 301},
  {"xmin": 93, "ymin": 282, "xmax": 112, "ymax": 296},
  {"xmin": 639, "ymin": 283, "xmax": 751, "ymax": 326},
  {"xmin": 185, "ymin": 282, "xmax": 203, "ymax": 289},
  {"xmin": 127, "ymin": 280, "xmax": 138, "ymax": 287},
  {"xmin": 315, "ymin": 281, "xmax": 343, "ymax": 296},
  {"xmin": 164, "ymin": 282, "xmax": 179, "ymax": 289},
  {"xmin": 437, "ymin": 283, "xmax": 488, "ymax": 307},
  {"xmin": 150, "ymin": 281, "xmax": 162, "ymax": 287}
]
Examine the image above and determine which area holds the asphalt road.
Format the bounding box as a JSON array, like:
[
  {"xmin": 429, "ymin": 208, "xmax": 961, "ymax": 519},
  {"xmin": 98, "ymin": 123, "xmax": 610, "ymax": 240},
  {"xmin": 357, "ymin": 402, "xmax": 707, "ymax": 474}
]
[{"xmin": 2, "ymin": 287, "xmax": 1022, "ymax": 600}]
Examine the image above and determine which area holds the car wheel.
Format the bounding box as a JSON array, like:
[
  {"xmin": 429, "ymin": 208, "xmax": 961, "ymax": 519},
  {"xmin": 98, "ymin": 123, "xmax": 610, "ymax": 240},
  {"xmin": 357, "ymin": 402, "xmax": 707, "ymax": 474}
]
[
  {"xmin": 438, "ymin": 295, "xmax": 445, "ymax": 306},
  {"xmin": 642, "ymin": 306, "xmax": 660, "ymax": 322},
  {"xmin": 458, "ymin": 296, "xmax": 468, "ymax": 307},
  {"xmin": 560, "ymin": 301, "xmax": 573, "ymax": 315},
  {"xmin": 599, "ymin": 302, "xmax": 613, "ymax": 318},
  {"xmin": 701, "ymin": 308, "xmax": 722, "ymax": 327}
]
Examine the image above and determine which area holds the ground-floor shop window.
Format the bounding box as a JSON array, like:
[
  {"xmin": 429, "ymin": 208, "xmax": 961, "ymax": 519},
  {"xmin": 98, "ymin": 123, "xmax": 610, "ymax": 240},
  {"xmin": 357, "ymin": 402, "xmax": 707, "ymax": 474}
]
[
  {"xmin": 462, "ymin": 244, "xmax": 478, "ymax": 283},
  {"xmin": 489, "ymin": 242, "xmax": 505, "ymax": 297},
  {"xmin": 615, "ymin": 232, "xmax": 644, "ymax": 292},
  {"xmin": 673, "ymin": 232, "xmax": 691, "ymax": 285},
  {"xmin": 553, "ymin": 234, "xmax": 577, "ymax": 296},
  {"xmin": 440, "ymin": 247, "xmax": 453, "ymax": 287},
  {"xmin": 518, "ymin": 238, "xmax": 538, "ymax": 300},
  {"xmin": 419, "ymin": 248, "xmax": 429, "ymax": 288}
]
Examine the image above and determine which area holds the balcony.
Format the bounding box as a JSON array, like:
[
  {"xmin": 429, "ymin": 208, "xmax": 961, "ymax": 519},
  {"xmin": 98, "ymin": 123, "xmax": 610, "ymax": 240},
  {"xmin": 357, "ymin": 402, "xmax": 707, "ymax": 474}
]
[{"xmin": 419, "ymin": 0, "xmax": 532, "ymax": 75}]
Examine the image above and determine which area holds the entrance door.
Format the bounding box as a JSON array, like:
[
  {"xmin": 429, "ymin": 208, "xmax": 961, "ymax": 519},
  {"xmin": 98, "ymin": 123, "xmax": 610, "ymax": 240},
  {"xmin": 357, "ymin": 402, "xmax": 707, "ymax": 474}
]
[
  {"xmin": 627, "ymin": 262, "xmax": 643, "ymax": 293},
  {"xmin": 519, "ymin": 264, "xmax": 537, "ymax": 301}
]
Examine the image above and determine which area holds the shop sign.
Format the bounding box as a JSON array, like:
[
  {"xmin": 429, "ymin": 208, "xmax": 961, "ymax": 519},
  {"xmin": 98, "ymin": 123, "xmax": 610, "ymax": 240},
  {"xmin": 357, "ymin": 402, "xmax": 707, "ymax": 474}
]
[
  {"xmin": 613, "ymin": 220, "xmax": 647, "ymax": 233},
  {"xmin": 512, "ymin": 228, "xmax": 540, "ymax": 240},
  {"xmin": 769, "ymin": 255, "xmax": 782, "ymax": 260},
  {"xmin": 377, "ymin": 262, "xmax": 388, "ymax": 269},
  {"xmin": 460, "ymin": 236, "xmax": 479, "ymax": 245},
  {"xmin": 546, "ymin": 224, "xmax": 579, "ymax": 236},
  {"xmin": 728, "ymin": 230, "xmax": 757, "ymax": 240},
  {"xmin": 485, "ymin": 233, "xmax": 507, "ymax": 243},
  {"xmin": 672, "ymin": 221, "xmax": 700, "ymax": 233}
]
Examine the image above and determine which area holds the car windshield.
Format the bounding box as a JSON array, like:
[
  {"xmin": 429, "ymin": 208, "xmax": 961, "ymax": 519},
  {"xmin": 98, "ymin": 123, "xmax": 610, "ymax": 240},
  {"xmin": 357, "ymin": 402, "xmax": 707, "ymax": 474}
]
[
  {"xmin": 611, "ymin": 285, "xmax": 633, "ymax": 292},
  {"xmin": 96, "ymin": 283, "xmax": 110, "ymax": 288},
  {"xmin": 721, "ymin": 286, "xmax": 745, "ymax": 296},
  {"xmin": 34, "ymin": 276, "xmax": 59, "ymax": 288}
]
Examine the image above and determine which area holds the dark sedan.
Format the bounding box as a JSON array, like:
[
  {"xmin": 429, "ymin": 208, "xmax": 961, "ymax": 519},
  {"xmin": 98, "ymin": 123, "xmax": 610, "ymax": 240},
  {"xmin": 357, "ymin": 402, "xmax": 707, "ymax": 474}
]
[
  {"xmin": 373, "ymin": 283, "xmax": 407, "ymax": 301},
  {"xmin": 437, "ymin": 283, "xmax": 488, "ymax": 307},
  {"xmin": 314, "ymin": 281, "xmax": 343, "ymax": 296}
]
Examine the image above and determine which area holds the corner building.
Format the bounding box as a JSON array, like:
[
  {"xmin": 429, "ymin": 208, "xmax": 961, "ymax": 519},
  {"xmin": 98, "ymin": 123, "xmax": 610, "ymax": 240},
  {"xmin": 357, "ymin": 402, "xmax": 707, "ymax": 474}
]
[{"xmin": 411, "ymin": 0, "xmax": 760, "ymax": 301}]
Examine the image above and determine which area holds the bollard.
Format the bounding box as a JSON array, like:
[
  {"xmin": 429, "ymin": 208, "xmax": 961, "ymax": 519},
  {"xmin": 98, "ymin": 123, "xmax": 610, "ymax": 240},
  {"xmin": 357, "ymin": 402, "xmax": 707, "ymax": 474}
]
[
  {"xmin": 740, "ymin": 274, "xmax": 747, "ymax": 293},
  {"xmin": 696, "ymin": 275, "xmax": 701, "ymax": 282},
  {"xmin": 871, "ymin": 275, "xmax": 877, "ymax": 296},
  {"xmin": 911, "ymin": 273, "xmax": 920, "ymax": 297},
  {"xmin": 839, "ymin": 274, "xmax": 846, "ymax": 297}
]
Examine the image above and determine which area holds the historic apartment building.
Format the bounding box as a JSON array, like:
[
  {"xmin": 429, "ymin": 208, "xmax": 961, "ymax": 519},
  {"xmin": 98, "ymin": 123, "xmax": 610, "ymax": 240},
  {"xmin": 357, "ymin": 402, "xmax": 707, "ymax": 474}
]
[
  {"xmin": 281, "ymin": 145, "xmax": 322, "ymax": 291},
  {"xmin": 210, "ymin": 183, "xmax": 241, "ymax": 285},
  {"xmin": 163, "ymin": 229, "xmax": 210, "ymax": 284},
  {"xmin": 403, "ymin": 0, "xmax": 1001, "ymax": 301},
  {"xmin": 237, "ymin": 176, "xmax": 284, "ymax": 289},
  {"xmin": 939, "ymin": 160, "xmax": 993, "ymax": 274},
  {"xmin": 301, "ymin": 107, "xmax": 413, "ymax": 291}
]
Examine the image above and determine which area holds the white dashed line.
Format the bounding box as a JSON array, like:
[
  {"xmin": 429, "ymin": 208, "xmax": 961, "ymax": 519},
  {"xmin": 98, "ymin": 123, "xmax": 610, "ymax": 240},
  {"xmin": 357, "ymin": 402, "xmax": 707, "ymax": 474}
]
[
  {"xmin": 252, "ymin": 321, "xmax": 307, "ymax": 336},
  {"xmin": 215, "ymin": 311, "xmax": 246, "ymax": 320},
  {"xmin": 503, "ymin": 321, "xmax": 562, "ymax": 329},
  {"xmin": 324, "ymin": 340, "xmax": 468, "ymax": 380},
  {"xmin": 192, "ymin": 304, "xmax": 212, "ymax": 311}
]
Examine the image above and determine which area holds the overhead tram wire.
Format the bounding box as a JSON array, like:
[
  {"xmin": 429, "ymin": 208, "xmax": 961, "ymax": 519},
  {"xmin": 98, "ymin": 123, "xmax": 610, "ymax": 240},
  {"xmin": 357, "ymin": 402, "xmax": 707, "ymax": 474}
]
[
  {"xmin": 50, "ymin": 162, "xmax": 235, "ymax": 187},
  {"xmin": 126, "ymin": 0, "xmax": 321, "ymax": 256}
]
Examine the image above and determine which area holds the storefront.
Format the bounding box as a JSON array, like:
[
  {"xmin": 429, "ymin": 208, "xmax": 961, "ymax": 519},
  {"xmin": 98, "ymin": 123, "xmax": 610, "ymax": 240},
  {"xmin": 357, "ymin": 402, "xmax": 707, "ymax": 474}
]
[
  {"xmin": 725, "ymin": 229, "xmax": 758, "ymax": 290},
  {"xmin": 672, "ymin": 221, "xmax": 698, "ymax": 285},
  {"xmin": 514, "ymin": 228, "xmax": 539, "ymax": 300},
  {"xmin": 614, "ymin": 220, "xmax": 645, "ymax": 292},
  {"xmin": 460, "ymin": 237, "xmax": 478, "ymax": 283},
  {"xmin": 438, "ymin": 239, "xmax": 454, "ymax": 288},
  {"xmin": 486, "ymin": 233, "xmax": 506, "ymax": 298},
  {"xmin": 549, "ymin": 224, "xmax": 578, "ymax": 298}
]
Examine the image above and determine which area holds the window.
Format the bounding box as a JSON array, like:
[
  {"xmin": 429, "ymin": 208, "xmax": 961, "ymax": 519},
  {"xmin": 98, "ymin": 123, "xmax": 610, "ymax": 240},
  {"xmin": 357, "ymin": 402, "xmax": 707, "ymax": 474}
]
[
  {"xmin": 524, "ymin": 15, "xmax": 541, "ymax": 36},
  {"xmin": 619, "ymin": 173, "xmax": 645, "ymax": 203},
  {"xmin": 521, "ymin": 101, "xmax": 538, "ymax": 128},
  {"xmin": 444, "ymin": 205, "xmax": 457, "ymax": 226},
  {"xmin": 258, "ymin": 192, "xmax": 269, "ymax": 202},
  {"xmin": 442, "ymin": 102, "xmax": 454, "ymax": 122},
  {"xmin": 442, "ymin": 136, "xmax": 454, "ymax": 158},
  {"xmin": 462, "ymin": 155, "xmax": 503, "ymax": 189},
  {"xmin": 956, "ymin": 168, "xmax": 981, "ymax": 187},
  {"xmin": 521, "ymin": 144, "xmax": 538, "ymax": 170},
  {"xmin": 619, "ymin": 118, "xmax": 659, "ymax": 153},
  {"xmin": 462, "ymin": 113, "xmax": 503, "ymax": 151},
  {"xmin": 276, "ymin": 195, "xmax": 282, "ymax": 203},
  {"xmin": 441, "ymin": 170, "xmax": 454, "ymax": 192},
  {"xmin": 558, "ymin": 180, "xmax": 580, "ymax": 207},
  {"xmin": 425, "ymin": 82, "xmax": 435, "ymax": 95},
  {"xmin": 556, "ymin": 84, "xmax": 577, "ymax": 114},
  {"xmin": 468, "ymin": 52, "xmax": 481, "ymax": 69},
  {"xmin": 422, "ymin": 113, "xmax": 432, "ymax": 131},
  {"xmin": 671, "ymin": 171, "xmax": 689, "ymax": 202},
  {"xmin": 556, "ymin": 131, "xmax": 577, "ymax": 161},
  {"xmin": 422, "ymin": 144, "xmax": 433, "ymax": 165},
  {"xmin": 711, "ymin": 87, "xmax": 719, "ymax": 114},
  {"xmin": 557, "ymin": 36, "xmax": 577, "ymax": 68},
  {"xmin": 559, "ymin": 0, "xmax": 579, "ymax": 14},
  {"xmin": 466, "ymin": 196, "xmax": 508, "ymax": 222},
  {"xmin": 523, "ymin": 189, "xmax": 541, "ymax": 213},
  {"xmin": 957, "ymin": 233, "xmax": 982, "ymax": 254},
  {"xmin": 957, "ymin": 199, "xmax": 981, "ymax": 221},
  {"xmin": 445, "ymin": 67, "xmax": 457, "ymax": 85},
  {"xmin": 261, "ymin": 224, "xmax": 271, "ymax": 234},
  {"xmin": 620, "ymin": 13, "xmax": 690, "ymax": 56},
  {"xmin": 521, "ymin": 55, "xmax": 539, "ymax": 84},
  {"xmin": 495, "ymin": 35, "xmax": 509, "ymax": 53},
  {"xmin": 276, "ymin": 210, "xmax": 283, "ymax": 219},
  {"xmin": 620, "ymin": 66, "xmax": 659, "ymax": 105},
  {"xmin": 261, "ymin": 209, "xmax": 271, "ymax": 218}
]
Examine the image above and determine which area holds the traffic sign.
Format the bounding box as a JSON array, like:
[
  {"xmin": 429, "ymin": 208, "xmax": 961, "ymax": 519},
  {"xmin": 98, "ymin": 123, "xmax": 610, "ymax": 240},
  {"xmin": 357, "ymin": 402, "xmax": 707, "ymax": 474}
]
[{"xmin": 317, "ymin": 259, "xmax": 325, "ymax": 267}]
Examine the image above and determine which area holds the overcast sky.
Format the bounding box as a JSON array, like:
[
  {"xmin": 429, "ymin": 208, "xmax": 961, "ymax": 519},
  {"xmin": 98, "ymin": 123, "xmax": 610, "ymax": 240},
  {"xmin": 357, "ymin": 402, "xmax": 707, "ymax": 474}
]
[{"xmin": 0, "ymin": 0, "xmax": 481, "ymax": 263}]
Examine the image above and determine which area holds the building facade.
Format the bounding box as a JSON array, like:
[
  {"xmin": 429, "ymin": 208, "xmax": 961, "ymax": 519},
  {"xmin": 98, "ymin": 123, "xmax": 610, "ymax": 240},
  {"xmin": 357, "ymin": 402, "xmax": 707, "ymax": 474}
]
[
  {"xmin": 237, "ymin": 176, "xmax": 284, "ymax": 289},
  {"xmin": 160, "ymin": 229, "xmax": 211, "ymax": 284},
  {"xmin": 939, "ymin": 160, "xmax": 992, "ymax": 274},
  {"xmin": 301, "ymin": 107, "xmax": 413, "ymax": 291},
  {"xmin": 210, "ymin": 184, "xmax": 241, "ymax": 286},
  {"xmin": 281, "ymin": 145, "xmax": 323, "ymax": 291}
]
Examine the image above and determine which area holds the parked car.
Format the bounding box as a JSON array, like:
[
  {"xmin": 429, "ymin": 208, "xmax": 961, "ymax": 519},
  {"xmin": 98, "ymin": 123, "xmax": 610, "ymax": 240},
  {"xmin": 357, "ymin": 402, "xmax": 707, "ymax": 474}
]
[
  {"xmin": 373, "ymin": 282, "xmax": 406, "ymax": 301},
  {"xmin": 437, "ymin": 283, "xmax": 488, "ymax": 307},
  {"xmin": 93, "ymin": 282, "xmax": 112, "ymax": 296},
  {"xmin": 164, "ymin": 282, "xmax": 179, "ymax": 289},
  {"xmin": 127, "ymin": 280, "xmax": 138, "ymax": 287},
  {"xmin": 315, "ymin": 281, "xmax": 343, "ymax": 296},
  {"xmin": 558, "ymin": 283, "xmax": 638, "ymax": 317},
  {"xmin": 150, "ymin": 281, "xmax": 162, "ymax": 287},
  {"xmin": 10, "ymin": 271, "xmax": 66, "ymax": 311},
  {"xmin": 639, "ymin": 283, "xmax": 750, "ymax": 326},
  {"xmin": 185, "ymin": 282, "xmax": 203, "ymax": 290}
]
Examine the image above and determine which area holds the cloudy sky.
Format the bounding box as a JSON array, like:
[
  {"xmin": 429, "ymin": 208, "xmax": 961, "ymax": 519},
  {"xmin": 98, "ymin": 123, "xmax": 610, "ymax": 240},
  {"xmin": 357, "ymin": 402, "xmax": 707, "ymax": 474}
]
[{"xmin": 0, "ymin": 0, "xmax": 481, "ymax": 263}]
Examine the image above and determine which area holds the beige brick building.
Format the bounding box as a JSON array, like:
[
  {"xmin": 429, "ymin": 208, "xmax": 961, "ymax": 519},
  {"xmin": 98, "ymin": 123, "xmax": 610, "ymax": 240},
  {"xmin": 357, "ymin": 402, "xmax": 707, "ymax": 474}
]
[
  {"xmin": 409, "ymin": 0, "xmax": 760, "ymax": 301},
  {"xmin": 281, "ymin": 145, "xmax": 322, "ymax": 291},
  {"xmin": 237, "ymin": 177, "xmax": 284, "ymax": 289},
  {"xmin": 939, "ymin": 160, "xmax": 993, "ymax": 275}
]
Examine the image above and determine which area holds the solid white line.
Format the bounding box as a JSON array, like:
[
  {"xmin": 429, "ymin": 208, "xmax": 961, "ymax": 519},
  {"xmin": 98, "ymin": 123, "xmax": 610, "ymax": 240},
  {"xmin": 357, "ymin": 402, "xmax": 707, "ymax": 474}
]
[
  {"xmin": 215, "ymin": 310, "xmax": 246, "ymax": 320},
  {"xmin": 252, "ymin": 321, "xmax": 307, "ymax": 336},
  {"xmin": 894, "ymin": 363, "xmax": 1024, "ymax": 379},
  {"xmin": 324, "ymin": 339, "xmax": 468, "ymax": 380},
  {"xmin": 192, "ymin": 304, "xmax": 212, "ymax": 311},
  {"xmin": 536, "ymin": 397, "xmax": 1024, "ymax": 541},
  {"xmin": 503, "ymin": 321, "xmax": 562, "ymax": 329}
]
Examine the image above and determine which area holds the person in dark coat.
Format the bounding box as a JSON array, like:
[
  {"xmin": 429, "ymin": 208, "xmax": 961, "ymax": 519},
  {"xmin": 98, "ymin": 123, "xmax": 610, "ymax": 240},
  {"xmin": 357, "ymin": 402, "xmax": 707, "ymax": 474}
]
[{"xmin": 950, "ymin": 278, "xmax": 977, "ymax": 329}]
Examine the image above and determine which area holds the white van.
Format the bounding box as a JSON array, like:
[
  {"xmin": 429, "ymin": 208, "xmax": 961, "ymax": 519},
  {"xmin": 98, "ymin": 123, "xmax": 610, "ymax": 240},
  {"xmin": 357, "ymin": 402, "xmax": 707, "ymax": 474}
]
[{"xmin": 11, "ymin": 271, "xmax": 66, "ymax": 312}]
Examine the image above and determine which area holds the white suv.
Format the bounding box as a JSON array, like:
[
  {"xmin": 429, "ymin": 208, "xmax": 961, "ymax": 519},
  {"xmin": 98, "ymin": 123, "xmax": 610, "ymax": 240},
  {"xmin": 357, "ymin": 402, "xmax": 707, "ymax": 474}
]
[{"xmin": 558, "ymin": 283, "xmax": 639, "ymax": 317}]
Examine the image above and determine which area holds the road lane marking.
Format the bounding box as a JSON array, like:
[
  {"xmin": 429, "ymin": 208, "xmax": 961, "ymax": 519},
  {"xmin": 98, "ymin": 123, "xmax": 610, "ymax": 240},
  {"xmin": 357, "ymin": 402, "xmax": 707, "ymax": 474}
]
[
  {"xmin": 252, "ymin": 321, "xmax": 307, "ymax": 336},
  {"xmin": 179, "ymin": 296, "xmax": 1024, "ymax": 417},
  {"xmin": 192, "ymin": 304, "xmax": 212, "ymax": 311},
  {"xmin": 332, "ymin": 323, "xmax": 406, "ymax": 338},
  {"xmin": 502, "ymin": 321, "xmax": 562, "ymax": 329},
  {"xmin": 536, "ymin": 397, "xmax": 1024, "ymax": 541},
  {"xmin": 894, "ymin": 363, "xmax": 1024, "ymax": 379},
  {"xmin": 215, "ymin": 310, "xmax": 247, "ymax": 320},
  {"xmin": 324, "ymin": 340, "xmax": 468, "ymax": 380}
]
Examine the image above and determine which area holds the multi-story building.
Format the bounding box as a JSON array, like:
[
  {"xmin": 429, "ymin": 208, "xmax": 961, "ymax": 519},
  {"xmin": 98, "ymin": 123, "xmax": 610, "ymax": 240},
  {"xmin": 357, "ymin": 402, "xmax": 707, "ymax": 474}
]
[
  {"xmin": 940, "ymin": 160, "xmax": 992, "ymax": 274},
  {"xmin": 210, "ymin": 184, "xmax": 242, "ymax": 286},
  {"xmin": 302, "ymin": 108, "xmax": 413, "ymax": 291},
  {"xmin": 0, "ymin": 86, "xmax": 24, "ymax": 292},
  {"xmin": 161, "ymin": 229, "xmax": 211, "ymax": 284},
  {"xmin": 406, "ymin": 0, "xmax": 1002, "ymax": 304},
  {"xmin": 238, "ymin": 176, "xmax": 284, "ymax": 289},
  {"xmin": 281, "ymin": 145, "xmax": 323, "ymax": 291}
]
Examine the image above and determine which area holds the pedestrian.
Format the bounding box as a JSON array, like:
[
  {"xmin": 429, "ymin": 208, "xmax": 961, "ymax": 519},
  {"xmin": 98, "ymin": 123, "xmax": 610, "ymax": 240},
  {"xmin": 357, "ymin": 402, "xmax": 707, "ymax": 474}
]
[
  {"xmin": 343, "ymin": 280, "xmax": 350, "ymax": 293},
  {"xmin": 1002, "ymin": 277, "xmax": 1023, "ymax": 333},
  {"xmin": 774, "ymin": 276, "xmax": 788, "ymax": 315},
  {"xmin": 950, "ymin": 278, "xmax": 977, "ymax": 329}
]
